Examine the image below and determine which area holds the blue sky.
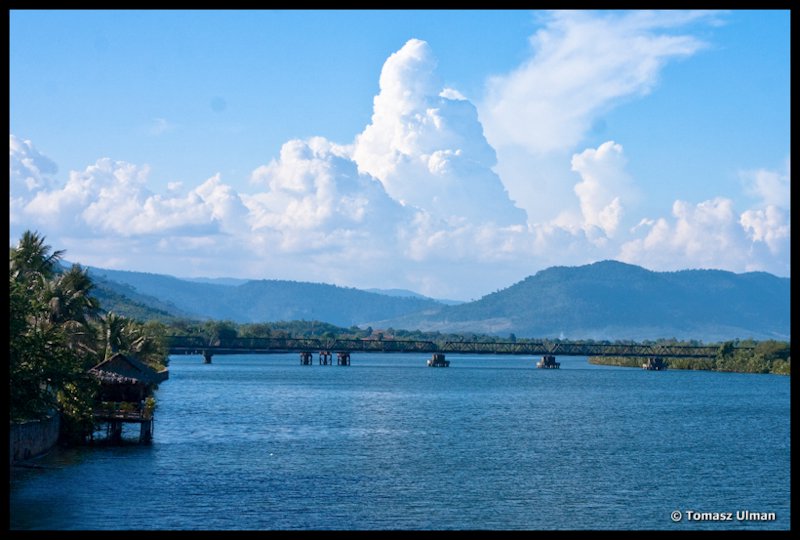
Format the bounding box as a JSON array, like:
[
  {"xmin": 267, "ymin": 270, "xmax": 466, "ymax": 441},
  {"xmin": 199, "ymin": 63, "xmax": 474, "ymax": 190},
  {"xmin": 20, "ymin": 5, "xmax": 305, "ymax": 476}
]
[{"xmin": 10, "ymin": 10, "xmax": 790, "ymax": 300}]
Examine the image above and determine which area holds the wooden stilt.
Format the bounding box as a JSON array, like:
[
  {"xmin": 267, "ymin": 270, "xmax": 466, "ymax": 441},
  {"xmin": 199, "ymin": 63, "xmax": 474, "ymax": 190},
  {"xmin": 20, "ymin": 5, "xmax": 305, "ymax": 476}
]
[{"xmin": 139, "ymin": 419, "xmax": 152, "ymax": 443}]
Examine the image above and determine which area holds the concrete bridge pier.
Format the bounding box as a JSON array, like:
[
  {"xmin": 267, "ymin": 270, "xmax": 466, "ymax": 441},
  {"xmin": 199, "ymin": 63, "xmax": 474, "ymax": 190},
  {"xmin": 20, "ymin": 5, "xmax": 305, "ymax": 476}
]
[
  {"xmin": 536, "ymin": 355, "xmax": 560, "ymax": 369},
  {"xmin": 319, "ymin": 351, "xmax": 332, "ymax": 365},
  {"xmin": 642, "ymin": 357, "xmax": 667, "ymax": 370},
  {"xmin": 202, "ymin": 351, "xmax": 213, "ymax": 364},
  {"xmin": 427, "ymin": 353, "xmax": 449, "ymax": 367},
  {"xmin": 300, "ymin": 351, "xmax": 313, "ymax": 365},
  {"xmin": 337, "ymin": 352, "xmax": 351, "ymax": 366}
]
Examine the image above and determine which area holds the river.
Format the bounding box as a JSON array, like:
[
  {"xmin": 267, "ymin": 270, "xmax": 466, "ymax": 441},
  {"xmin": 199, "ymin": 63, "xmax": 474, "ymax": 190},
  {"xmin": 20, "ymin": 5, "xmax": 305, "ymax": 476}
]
[{"xmin": 9, "ymin": 353, "xmax": 791, "ymax": 530}]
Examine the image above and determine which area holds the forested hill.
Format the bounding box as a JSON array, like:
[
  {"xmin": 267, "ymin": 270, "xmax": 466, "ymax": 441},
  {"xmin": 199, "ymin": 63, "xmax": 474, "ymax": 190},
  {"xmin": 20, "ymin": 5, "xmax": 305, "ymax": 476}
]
[
  {"xmin": 368, "ymin": 260, "xmax": 790, "ymax": 341},
  {"xmin": 80, "ymin": 260, "xmax": 789, "ymax": 341},
  {"xmin": 89, "ymin": 273, "xmax": 192, "ymax": 322},
  {"xmin": 83, "ymin": 266, "xmax": 444, "ymax": 327}
]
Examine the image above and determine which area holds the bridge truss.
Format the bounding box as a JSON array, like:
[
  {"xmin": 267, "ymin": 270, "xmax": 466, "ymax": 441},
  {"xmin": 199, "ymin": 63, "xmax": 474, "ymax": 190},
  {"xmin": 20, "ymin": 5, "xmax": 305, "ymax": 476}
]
[{"xmin": 166, "ymin": 336, "xmax": 747, "ymax": 359}]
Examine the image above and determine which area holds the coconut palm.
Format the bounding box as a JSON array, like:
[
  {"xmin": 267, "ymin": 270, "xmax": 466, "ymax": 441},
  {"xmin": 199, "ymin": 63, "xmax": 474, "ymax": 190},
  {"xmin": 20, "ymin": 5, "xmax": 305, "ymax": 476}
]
[
  {"xmin": 49, "ymin": 264, "xmax": 100, "ymax": 325},
  {"xmin": 9, "ymin": 231, "xmax": 97, "ymax": 421},
  {"xmin": 100, "ymin": 311, "xmax": 129, "ymax": 360},
  {"xmin": 98, "ymin": 312, "xmax": 167, "ymax": 370},
  {"xmin": 9, "ymin": 229, "xmax": 64, "ymax": 283}
]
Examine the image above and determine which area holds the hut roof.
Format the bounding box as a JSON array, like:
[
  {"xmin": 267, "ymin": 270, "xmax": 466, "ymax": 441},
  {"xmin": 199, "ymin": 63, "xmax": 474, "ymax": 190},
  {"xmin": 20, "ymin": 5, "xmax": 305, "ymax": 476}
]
[{"xmin": 89, "ymin": 353, "xmax": 169, "ymax": 386}]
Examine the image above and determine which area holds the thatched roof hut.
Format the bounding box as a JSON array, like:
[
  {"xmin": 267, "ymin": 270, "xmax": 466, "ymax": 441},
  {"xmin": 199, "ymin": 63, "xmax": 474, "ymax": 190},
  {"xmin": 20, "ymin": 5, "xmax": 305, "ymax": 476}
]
[{"xmin": 89, "ymin": 353, "xmax": 168, "ymax": 401}]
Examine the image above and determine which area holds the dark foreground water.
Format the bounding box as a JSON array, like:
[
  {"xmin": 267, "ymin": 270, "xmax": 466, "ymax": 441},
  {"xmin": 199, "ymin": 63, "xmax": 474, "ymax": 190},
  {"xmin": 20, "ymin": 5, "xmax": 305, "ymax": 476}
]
[{"xmin": 9, "ymin": 354, "xmax": 790, "ymax": 530}]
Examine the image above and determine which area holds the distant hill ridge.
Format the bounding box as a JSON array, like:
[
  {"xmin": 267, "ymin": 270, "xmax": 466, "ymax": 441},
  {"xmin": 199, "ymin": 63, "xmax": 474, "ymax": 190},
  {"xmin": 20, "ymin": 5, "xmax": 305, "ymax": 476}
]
[
  {"xmin": 74, "ymin": 260, "xmax": 789, "ymax": 341},
  {"xmin": 368, "ymin": 260, "xmax": 790, "ymax": 341},
  {"xmin": 81, "ymin": 265, "xmax": 445, "ymax": 327}
]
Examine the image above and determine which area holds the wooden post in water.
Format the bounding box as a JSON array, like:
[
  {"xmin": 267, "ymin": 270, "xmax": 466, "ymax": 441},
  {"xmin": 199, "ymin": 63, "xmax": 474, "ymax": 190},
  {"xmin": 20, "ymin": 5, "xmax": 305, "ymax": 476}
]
[
  {"xmin": 110, "ymin": 420, "xmax": 123, "ymax": 443},
  {"xmin": 139, "ymin": 419, "xmax": 153, "ymax": 443}
]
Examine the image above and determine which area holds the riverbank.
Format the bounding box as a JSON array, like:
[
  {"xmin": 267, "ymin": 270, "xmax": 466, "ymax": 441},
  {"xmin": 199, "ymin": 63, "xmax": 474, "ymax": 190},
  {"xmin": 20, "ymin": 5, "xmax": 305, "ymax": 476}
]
[{"xmin": 588, "ymin": 356, "xmax": 790, "ymax": 375}]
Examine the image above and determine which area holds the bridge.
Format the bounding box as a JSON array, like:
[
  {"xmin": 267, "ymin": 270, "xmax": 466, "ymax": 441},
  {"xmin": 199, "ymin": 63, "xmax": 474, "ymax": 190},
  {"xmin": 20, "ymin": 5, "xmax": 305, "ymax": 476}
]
[{"xmin": 166, "ymin": 335, "xmax": 746, "ymax": 367}]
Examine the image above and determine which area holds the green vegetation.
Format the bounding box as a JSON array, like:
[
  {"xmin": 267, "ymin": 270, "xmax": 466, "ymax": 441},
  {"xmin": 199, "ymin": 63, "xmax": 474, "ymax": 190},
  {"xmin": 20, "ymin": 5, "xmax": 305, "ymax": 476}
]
[
  {"xmin": 589, "ymin": 339, "xmax": 790, "ymax": 375},
  {"xmin": 9, "ymin": 231, "xmax": 169, "ymax": 443},
  {"xmin": 161, "ymin": 317, "xmax": 525, "ymax": 344},
  {"xmin": 12, "ymin": 230, "xmax": 786, "ymax": 450},
  {"xmin": 160, "ymin": 322, "xmax": 790, "ymax": 377},
  {"xmin": 375, "ymin": 260, "xmax": 791, "ymax": 341},
  {"xmin": 79, "ymin": 259, "xmax": 789, "ymax": 343},
  {"xmin": 83, "ymin": 266, "xmax": 445, "ymax": 327},
  {"xmin": 90, "ymin": 275, "xmax": 186, "ymax": 323}
]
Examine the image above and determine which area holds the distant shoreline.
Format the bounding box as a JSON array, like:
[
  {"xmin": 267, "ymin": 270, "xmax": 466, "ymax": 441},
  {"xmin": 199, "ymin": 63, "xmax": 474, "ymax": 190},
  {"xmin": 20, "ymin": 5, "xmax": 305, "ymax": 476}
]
[{"xmin": 588, "ymin": 356, "xmax": 790, "ymax": 375}]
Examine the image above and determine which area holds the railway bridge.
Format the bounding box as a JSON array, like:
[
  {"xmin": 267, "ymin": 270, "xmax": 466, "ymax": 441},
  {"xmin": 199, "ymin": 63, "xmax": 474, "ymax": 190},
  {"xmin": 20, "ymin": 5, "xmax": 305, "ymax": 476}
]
[{"xmin": 166, "ymin": 335, "xmax": 745, "ymax": 369}]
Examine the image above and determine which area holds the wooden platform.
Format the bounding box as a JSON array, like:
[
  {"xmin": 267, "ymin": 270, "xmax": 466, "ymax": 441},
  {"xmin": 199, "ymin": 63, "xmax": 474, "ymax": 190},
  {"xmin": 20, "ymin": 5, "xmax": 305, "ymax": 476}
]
[{"xmin": 92, "ymin": 403, "xmax": 154, "ymax": 443}]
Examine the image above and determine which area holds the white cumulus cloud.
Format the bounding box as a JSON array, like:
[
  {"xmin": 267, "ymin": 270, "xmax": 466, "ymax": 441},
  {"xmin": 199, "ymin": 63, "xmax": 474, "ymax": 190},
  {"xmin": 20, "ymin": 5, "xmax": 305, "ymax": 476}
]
[
  {"xmin": 618, "ymin": 192, "xmax": 790, "ymax": 276},
  {"xmin": 10, "ymin": 135, "xmax": 58, "ymax": 192},
  {"xmin": 737, "ymin": 159, "xmax": 791, "ymax": 256},
  {"xmin": 740, "ymin": 206, "xmax": 789, "ymax": 255},
  {"xmin": 619, "ymin": 197, "xmax": 745, "ymax": 269},
  {"xmin": 13, "ymin": 149, "xmax": 253, "ymax": 241},
  {"xmin": 570, "ymin": 140, "xmax": 638, "ymax": 239},
  {"xmin": 741, "ymin": 159, "xmax": 790, "ymax": 209},
  {"xmin": 247, "ymin": 136, "xmax": 408, "ymax": 253},
  {"xmin": 10, "ymin": 135, "xmax": 59, "ymax": 224},
  {"xmin": 479, "ymin": 10, "xmax": 719, "ymax": 225},
  {"xmin": 7, "ymin": 20, "xmax": 789, "ymax": 300},
  {"xmin": 353, "ymin": 38, "xmax": 527, "ymax": 227}
]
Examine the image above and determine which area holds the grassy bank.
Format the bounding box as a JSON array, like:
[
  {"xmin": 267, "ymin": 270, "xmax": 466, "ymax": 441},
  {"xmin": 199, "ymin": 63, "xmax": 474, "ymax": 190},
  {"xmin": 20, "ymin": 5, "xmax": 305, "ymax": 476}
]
[{"xmin": 589, "ymin": 340, "xmax": 790, "ymax": 375}]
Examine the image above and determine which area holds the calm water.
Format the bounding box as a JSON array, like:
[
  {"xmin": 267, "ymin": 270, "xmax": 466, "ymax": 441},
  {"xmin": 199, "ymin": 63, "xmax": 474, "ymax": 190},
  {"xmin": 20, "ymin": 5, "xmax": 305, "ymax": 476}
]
[{"xmin": 9, "ymin": 354, "xmax": 791, "ymax": 530}]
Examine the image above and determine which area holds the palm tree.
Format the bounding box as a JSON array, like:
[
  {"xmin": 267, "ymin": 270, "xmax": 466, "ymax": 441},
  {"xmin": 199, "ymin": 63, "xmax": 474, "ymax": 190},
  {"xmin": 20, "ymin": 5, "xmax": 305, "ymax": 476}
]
[
  {"xmin": 11, "ymin": 234, "xmax": 100, "ymax": 412},
  {"xmin": 100, "ymin": 312, "xmax": 129, "ymax": 360},
  {"xmin": 46, "ymin": 264, "xmax": 101, "ymax": 326},
  {"xmin": 24, "ymin": 263, "xmax": 101, "ymax": 368},
  {"xmin": 9, "ymin": 230, "xmax": 65, "ymax": 283},
  {"xmin": 96, "ymin": 312, "xmax": 168, "ymax": 373}
]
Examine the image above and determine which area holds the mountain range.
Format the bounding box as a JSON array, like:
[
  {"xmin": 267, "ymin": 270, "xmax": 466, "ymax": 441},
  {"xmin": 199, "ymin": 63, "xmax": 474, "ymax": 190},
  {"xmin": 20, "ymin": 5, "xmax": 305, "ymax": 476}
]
[
  {"xmin": 84, "ymin": 265, "xmax": 444, "ymax": 328},
  {"xmin": 367, "ymin": 261, "xmax": 790, "ymax": 341},
  {"xmin": 80, "ymin": 260, "xmax": 790, "ymax": 342}
]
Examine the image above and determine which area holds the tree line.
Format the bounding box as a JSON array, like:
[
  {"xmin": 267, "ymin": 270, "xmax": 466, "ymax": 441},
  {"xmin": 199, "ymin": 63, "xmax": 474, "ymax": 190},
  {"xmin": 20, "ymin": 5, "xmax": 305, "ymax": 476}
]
[
  {"xmin": 163, "ymin": 320, "xmax": 790, "ymax": 376},
  {"xmin": 10, "ymin": 231, "xmax": 169, "ymax": 443},
  {"xmin": 588, "ymin": 339, "xmax": 790, "ymax": 375},
  {"xmin": 11, "ymin": 229, "xmax": 788, "ymax": 447}
]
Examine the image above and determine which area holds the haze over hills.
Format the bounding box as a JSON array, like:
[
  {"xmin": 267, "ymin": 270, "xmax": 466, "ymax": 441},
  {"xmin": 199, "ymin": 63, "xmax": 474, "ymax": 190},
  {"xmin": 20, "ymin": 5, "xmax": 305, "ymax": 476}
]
[
  {"xmin": 75, "ymin": 260, "xmax": 789, "ymax": 342},
  {"xmin": 82, "ymin": 266, "xmax": 444, "ymax": 328},
  {"xmin": 365, "ymin": 288, "xmax": 463, "ymax": 306},
  {"xmin": 181, "ymin": 276, "xmax": 250, "ymax": 286},
  {"xmin": 89, "ymin": 272, "xmax": 194, "ymax": 322}
]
